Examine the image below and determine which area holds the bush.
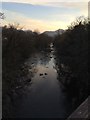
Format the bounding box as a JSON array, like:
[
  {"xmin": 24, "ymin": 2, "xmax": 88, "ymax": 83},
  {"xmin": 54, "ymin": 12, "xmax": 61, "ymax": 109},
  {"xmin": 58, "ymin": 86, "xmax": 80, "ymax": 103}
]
[{"xmin": 54, "ymin": 16, "xmax": 89, "ymax": 105}]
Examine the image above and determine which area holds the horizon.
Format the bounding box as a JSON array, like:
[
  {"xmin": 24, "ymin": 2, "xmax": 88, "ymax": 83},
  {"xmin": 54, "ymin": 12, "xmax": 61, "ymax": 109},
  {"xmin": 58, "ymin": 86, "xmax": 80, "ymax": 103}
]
[{"xmin": 1, "ymin": 0, "xmax": 88, "ymax": 33}]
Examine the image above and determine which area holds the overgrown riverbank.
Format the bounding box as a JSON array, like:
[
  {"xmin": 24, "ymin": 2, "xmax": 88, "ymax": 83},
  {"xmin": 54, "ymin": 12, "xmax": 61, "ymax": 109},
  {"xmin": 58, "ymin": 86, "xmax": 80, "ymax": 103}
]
[
  {"xmin": 2, "ymin": 24, "xmax": 52, "ymax": 117},
  {"xmin": 54, "ymin": 17, "xmax": 89, "ymax": 109}
]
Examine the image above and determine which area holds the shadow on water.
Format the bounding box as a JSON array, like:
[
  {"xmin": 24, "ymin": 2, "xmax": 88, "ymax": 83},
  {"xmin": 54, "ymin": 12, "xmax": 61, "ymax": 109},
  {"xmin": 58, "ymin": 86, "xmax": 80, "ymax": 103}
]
[{"xmin": 54, "ymin": 53, "xmax": 88, "ymax": 114}]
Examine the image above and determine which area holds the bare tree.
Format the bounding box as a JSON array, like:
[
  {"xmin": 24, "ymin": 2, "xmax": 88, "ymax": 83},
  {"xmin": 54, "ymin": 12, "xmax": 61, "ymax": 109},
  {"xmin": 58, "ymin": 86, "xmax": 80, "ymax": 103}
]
[
  {"xmin": 8, "ymin": 23, "xmax": 24, "ymax": 30},
  {"xmin": 68, "ymin": 16, "xmax": 88, "ymax": 30}
]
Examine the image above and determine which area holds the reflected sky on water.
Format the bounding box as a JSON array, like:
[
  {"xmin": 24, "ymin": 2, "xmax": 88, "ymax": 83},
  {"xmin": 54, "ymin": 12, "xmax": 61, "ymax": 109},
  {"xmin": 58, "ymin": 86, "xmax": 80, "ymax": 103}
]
[{"xmin": 11, "ymin": 44, "xmax": 72, "ymax": 118}]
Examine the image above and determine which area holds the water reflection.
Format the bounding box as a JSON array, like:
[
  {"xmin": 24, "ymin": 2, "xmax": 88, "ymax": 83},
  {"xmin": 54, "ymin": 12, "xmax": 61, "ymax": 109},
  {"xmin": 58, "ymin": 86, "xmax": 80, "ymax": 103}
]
[
  {"xmin": 8, "ymin": 44, "xmax": 71, "ymax": 118},
  {"xmin": 4, "ymin": 44, "xmax": 73, "ymax": 118},
  {"xmin": 54, "ymin": 53, "xmax": 86, "ymax": 111}
]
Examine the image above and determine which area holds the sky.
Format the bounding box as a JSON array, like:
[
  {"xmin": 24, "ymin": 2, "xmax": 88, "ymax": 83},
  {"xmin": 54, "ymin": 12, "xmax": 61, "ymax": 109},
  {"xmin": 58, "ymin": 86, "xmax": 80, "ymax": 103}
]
[{"xmin": 0, "ymin": 0, "xmax": 89, "ymax": 33}]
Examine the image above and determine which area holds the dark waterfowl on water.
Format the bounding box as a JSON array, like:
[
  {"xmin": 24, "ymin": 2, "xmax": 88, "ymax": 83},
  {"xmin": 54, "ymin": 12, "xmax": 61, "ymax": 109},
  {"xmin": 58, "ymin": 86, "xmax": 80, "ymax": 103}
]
[
  {"xmin": 45, "ymin": 73, "xmax": 48, "ymax": 75},
  {"xmin": 39, "ymin": 73, "xmax": 43, "ymax": 76}
]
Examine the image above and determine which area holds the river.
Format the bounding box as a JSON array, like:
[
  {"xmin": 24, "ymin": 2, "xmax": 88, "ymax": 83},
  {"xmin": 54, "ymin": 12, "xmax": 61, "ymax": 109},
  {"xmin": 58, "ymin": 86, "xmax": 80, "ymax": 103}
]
[{"xmin": 9, "ymin": 43, "xmax": 73, "ymax": 118}]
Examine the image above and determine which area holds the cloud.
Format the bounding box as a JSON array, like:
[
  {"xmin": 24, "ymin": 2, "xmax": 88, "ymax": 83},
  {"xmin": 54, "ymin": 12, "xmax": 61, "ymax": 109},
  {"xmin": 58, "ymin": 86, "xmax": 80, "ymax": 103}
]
[
  {"xmin": 88, "ymin": 1, "xmax": 90, "ymax": 18},
  {"xmin": 2, "ymin": 0, "xmax": 89, "ymax": 5},
  {"xmin": 2, "ymin": 9, "xmax": 69, "ymax": 32},
  {"xmin": 2, "ymin": 1, "xmax": 88, "ymax": 17},
  {"xmin": 38, "ymin": 2, "xmax": 88, "ymax": 17},
  {"xmin": 2, "ymin": 1, "xmax": 88, "ymax": 32}
]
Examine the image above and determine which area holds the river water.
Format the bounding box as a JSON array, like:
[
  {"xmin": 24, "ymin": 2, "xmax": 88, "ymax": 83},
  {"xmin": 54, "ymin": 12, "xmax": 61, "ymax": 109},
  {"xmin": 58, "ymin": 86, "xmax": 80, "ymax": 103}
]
[{"xmin": 11, "ymin": 43, "xmax": 72, "ymax": 118}]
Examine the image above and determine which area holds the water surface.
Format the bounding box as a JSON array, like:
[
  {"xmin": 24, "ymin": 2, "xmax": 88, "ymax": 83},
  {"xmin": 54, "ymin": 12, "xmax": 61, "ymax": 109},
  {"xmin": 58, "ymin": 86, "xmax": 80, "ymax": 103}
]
[{"xmin": 12, "ymin": 44, "xmax": 72, "ymax": 118}]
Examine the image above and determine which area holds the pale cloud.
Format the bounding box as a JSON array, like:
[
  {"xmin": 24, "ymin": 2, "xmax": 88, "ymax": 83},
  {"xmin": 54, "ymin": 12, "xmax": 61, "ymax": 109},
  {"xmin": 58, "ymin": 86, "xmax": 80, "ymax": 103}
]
[
  {"xmin": 2, "ymin": 0, "xmax": 88, "ymax": 17},
  {"xmin": 0, "ymin": 1, "xmax": 2, "ymax": 11},
  {"xmin": 88, "ymin": 1, "xmax": 90, "ymax": 18},
  {"xmin": 38, "ymin": 2, "xmax": 88, "ymax": 17},
  {"xmin": 2, "ymin": 0, "xmax": 88, "ymax": 32},
  {"xmin": 2, "ymin": 0, "xmax": 89, "ymax": 5},
  {"xmin": 51, "ymin": 14, "xmax": 76, "ymax": 22},
  {"xmin": 61, "ymin": 2, "xmax": 88, "ymax": 16},
  {"xmin": 2, "ymin": 10, "xmax": 69, "ymax": 32}
]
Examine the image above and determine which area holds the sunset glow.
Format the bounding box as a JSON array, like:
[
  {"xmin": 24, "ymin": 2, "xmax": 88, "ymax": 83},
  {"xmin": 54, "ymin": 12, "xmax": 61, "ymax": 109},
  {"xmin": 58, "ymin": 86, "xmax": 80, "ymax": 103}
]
[{"xmin": 1, "ymin": 0, "xmax": 88, "ymax": 32}]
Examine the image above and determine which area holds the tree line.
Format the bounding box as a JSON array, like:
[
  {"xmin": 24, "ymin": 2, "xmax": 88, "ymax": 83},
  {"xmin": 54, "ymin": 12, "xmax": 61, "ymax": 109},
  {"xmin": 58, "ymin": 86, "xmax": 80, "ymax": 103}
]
[
  {"xmin": 2, "ymin": 23, "xmax": 52, "ymax": 117},
  {"xmin": 54, "ymin": 16, "xmax": 89, "ymax": 107}
]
